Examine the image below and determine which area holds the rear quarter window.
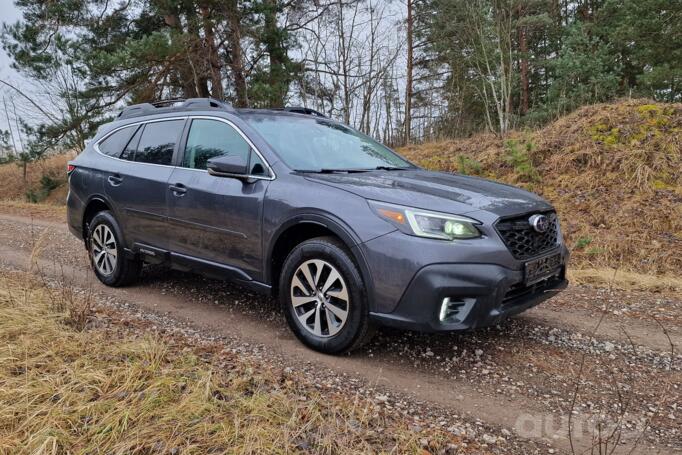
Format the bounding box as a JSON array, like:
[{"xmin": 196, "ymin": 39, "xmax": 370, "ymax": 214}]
[{"xmin": 97, "ymin": 126, "xmax": 137, "ymax": 157}]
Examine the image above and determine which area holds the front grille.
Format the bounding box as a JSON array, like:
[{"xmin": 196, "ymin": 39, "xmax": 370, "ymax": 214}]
[{"xmin": 495, "ymin": 211, "xmax": 559, "ymax": 260}]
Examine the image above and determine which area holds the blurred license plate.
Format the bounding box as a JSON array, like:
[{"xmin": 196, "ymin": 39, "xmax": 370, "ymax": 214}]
[{"xmin": 525, "ymin": 253, "xmax": 562, "ymax": 285}]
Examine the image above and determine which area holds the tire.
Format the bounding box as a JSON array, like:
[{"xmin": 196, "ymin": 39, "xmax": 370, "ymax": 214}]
[
  {"xmin": 279, "ymin": 236, "xmax": 374, "ymax": 354},
  {"xmin": 87, "ymin": 211, "xmax": 141, "ymax": 287}
]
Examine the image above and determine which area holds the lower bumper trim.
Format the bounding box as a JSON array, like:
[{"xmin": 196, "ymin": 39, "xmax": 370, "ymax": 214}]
[{"xmin": 369, "ymin": 261, "xmax": 568, "ymax": 333}]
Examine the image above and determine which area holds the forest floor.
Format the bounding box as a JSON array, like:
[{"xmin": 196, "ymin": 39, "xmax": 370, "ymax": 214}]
[{"xmin": 0, "ymin": 211, "xmax": 679, "ymax": 454}]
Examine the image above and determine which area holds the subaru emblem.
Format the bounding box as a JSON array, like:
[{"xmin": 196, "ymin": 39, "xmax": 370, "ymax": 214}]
[{"xmin": 529, "ymin": 214, "xmax": 549, "ymax": 233}]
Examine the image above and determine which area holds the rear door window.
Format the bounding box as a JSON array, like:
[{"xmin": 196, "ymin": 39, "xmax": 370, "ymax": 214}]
[
  {"xmin": 98, "ymin": 126, "xmax": 137, "ymax": 157},
  {"xmin": 132, "ymin": 119, "xmax": 185, "ymax": 165}
]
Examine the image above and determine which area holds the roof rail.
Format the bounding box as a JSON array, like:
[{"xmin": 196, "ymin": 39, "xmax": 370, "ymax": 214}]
[
  {"xmin": 277, "ymin": 106, "xmax": 328, "ymax": 118},
  {"xmin": 117, "ymin": 97, "xmax": 236, "ymax": 120}
]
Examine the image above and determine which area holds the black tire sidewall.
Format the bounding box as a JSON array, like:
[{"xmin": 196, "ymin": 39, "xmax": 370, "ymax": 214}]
[
  {"xmin": 280, "ymin": 238, "xmax": 368, "ymax": 354},
  {"xmin": 88, "ymin": 211, "xmax": 127, "ymax": 286}
]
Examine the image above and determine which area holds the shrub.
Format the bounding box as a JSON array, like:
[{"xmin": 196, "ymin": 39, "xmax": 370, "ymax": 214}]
[
  {"xmin": 24, "ymin": 172, "xmax": 65, "ymax": 203},
  {"xmin": 504, "ymin": 139, "xmax": 540, "ymax": 183},
  {"xmin": 456, "ymin": 155, "xmax": 483, "ymax": 175}
]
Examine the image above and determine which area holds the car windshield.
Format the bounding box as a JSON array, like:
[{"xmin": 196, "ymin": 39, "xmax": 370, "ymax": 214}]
[{"xmin": 243, "ymin": 114, "xmax": 413, "ymax": 172}]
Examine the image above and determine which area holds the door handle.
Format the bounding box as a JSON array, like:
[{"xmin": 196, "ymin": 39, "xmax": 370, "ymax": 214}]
[
  {"xmin": 107, "ymin": 174, "xmax": 123, "ymax": 186},
  {"xmin": 169, "ymin": 184, "xmax": 187, "ymax": 196}
]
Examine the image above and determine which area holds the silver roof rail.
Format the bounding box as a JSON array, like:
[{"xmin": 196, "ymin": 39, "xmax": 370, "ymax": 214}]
[{"xmin": 117, "ymin": 98, "xmax": 236, "ymax": 120}]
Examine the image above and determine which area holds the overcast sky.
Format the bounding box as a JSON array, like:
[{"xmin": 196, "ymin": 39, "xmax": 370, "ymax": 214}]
[
  {"xmin": 0, "ymin": 0, "xmax": 25, "ymax": 135},
  {"xmin": 0, "ymin": 0, "xmax": 22, "ymax": 80}
]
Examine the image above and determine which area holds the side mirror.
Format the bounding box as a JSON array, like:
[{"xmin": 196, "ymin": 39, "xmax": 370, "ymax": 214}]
[{"xmin": 207, "ymin": 154, "xmax": 248, "ymax": 177}]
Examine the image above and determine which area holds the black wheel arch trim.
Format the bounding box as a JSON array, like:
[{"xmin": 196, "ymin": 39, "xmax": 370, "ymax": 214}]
[
  {"xmin": 264, "ymin": 213, "xmax": 375, "ymax": 305},
  {"xmin": 82, "ymin": 194, "xmax": 128, "ymax": 245}
]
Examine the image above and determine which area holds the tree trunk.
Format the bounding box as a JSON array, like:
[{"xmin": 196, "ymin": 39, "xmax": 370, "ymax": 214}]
[
  {"xmin": 263, "ymin": 0, "xmax": 287, "ymax": 107},
  {"xmin": 519, "ymin": 26, "xmax": 529, "ymax": 116},
  {"xmin": 226, "ymin": 0, "xmax": 248, "ymax": 107},
  {"xmin": 2, "ymin": 96, "xmax": 18, "ymax": 157},
  {"xmin": 184, "ymin": 6, "xmax": 210, "ymax": 98},
  {"xmin": 200, "ymin": 4, "xmax": 224, "ymax": 99},
  {"xmin": 164, "ymin": 13, "xmax": 200, "ymax": 98},
  {"xmin": 404, "ymin": 0, "xmax": 414, "ymax": 144}
]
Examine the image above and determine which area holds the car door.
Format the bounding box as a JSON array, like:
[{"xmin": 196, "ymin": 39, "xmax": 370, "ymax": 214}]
[
  {"xmin": 166, "ymin": 117, "xmax": 272, "ymax": 279},
  {"xmin": 103, "ymin": 118, "xmax": 186, "ymax": 249}
]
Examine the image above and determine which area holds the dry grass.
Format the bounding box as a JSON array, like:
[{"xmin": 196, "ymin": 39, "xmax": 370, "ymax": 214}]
[
  {"xmin": 0, "ymin": 272, "xmax": 465, "ymax": 454},
  {"xmin": 0, "ymin": 201, "xmax": 66, "ymax": 222},
  {"xmin": 400, "ymin": 99, "xmax": 682, "ymax": 276},
  {"xmin": 568, "ymin": 268, "xmax": 682, "ymax": 294},
  {"xmin": 0, "ymin": 153, "xmax": 73, "ymax": 203}
]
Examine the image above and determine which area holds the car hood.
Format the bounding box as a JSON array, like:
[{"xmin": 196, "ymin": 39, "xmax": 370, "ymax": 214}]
[{"xmin": 304, "ymin": 169, "xmax": 553, "ymax": 218}]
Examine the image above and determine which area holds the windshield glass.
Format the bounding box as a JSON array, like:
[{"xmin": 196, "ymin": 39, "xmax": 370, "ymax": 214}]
[{"xmin": 243, "ymin": 114, "xmax": 413, "ymax": 171}]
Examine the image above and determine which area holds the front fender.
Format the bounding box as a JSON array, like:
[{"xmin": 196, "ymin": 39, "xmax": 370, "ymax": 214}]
[{"xmin": 263, "ymin": 211, "xmax": 378, "ymax": 307}]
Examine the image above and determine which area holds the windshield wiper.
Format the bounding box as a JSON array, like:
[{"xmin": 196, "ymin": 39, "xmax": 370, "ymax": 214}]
[
  {"xmin": 295, "ymin": 168, "xmax": 371, "ymax": 174},
  {"xmin": 373, "ymin": 166, "xmax": 411, "ymax": 171},
  {"xmin": 295, "ymin": 166, "xmax": 410, "ymax": 174}
]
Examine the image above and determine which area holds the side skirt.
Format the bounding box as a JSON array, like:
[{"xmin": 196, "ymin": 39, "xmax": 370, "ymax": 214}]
[{"xmin": 128, "ymin": 243, "xmax": 273, "ymax": 296}]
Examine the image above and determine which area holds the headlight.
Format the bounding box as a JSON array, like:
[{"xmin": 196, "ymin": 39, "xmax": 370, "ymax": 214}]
[{"xmin": 368, "ymin": 201, "xmax": 481, "ymax": 240}]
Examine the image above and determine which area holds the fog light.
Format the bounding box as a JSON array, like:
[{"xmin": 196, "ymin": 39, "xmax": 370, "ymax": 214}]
[
  {"xmin": 439, "ymin": 297, "xmax": 475, "ymax": 323},
  {"xmin": 439, "ymin": 298, "xmax": 452, "ymax": 322}
]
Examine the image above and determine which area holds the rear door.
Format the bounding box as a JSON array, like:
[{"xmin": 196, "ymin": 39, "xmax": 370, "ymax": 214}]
[
  {"xmin": 102, "ymin": 118, "xmax": 187, "ymax": 249},
  {"xmin": 166, "ymin": 117, "xmax": 272, "ymax": 279}
]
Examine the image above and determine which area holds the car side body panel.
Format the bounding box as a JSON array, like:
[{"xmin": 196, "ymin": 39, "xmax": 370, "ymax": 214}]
[
  {"xmin": 102, "ymin": 156, "xmax": 174, "ymax": 250},
  {"xmin": 166, "ymin": 167, "xmax": 270, "ymax": 279}
]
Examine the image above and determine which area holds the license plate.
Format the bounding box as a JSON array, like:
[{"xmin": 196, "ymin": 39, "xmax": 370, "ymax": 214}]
[{"xmin": 525, "ymin": 252, "xmax": 562, "ymax": 285}]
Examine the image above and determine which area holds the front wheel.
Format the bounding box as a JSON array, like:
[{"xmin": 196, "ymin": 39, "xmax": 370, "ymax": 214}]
[
  {"xmin": 88, "ymin": 211, "xmax": 141, "ymax": 287},
  {"xmin": 279, "ymin": 237, "xmax": 374, "ymax": 354}
]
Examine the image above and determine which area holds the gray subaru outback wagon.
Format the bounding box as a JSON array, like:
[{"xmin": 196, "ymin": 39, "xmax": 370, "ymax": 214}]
[{"xmin": 67, "ymin": 98, "xmax": 568, "ymax": 354}]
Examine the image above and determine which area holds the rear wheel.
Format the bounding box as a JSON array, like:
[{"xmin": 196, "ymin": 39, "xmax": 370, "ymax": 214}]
[
  {"xmin": 87, "ymin": 211, "xmax": 141, "ymax": 287},
  {"xmin": 280, "ymin": 237, "xmax": 374, "ymax": 354}
]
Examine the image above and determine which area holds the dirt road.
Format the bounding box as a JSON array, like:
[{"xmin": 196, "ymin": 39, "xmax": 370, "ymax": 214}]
[{"xmin": 0, "ymin": 212, "xmax": 679, "ymax": 454}]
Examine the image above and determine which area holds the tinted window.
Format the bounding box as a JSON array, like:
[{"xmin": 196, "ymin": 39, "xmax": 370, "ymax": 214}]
[
  {"xmin": 120, "ymin": 126, "xmax": 142, "ymax": 161},
  {"xmin": 134, "ymin": 120, "xmax": 185, "ymax": 165},
  {"xmin": 98, "ymin": 126, "xmax": 137, "ymax": 157},
  {"xmin": 183, "ymin": 119, "xmax": 251, "ymax": 170}
]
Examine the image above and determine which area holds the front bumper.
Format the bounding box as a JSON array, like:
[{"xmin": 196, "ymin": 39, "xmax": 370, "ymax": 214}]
[{"xmin": 369, "ymin": 260, "xmax": 568, "ymax": 332}]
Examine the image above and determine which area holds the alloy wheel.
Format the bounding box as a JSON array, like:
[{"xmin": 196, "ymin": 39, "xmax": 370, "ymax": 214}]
[
  {"xmin": 290, "ymin": 259, "xmax": 349, "ymax": 337},
  {"xmin": 91, "ymin": 224, "xmax": 117, "ymax": 276}
]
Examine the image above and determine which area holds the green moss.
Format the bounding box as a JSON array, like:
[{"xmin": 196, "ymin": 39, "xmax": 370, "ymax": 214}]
[
  {"xmin": 652, "ymin": 180, "xmax": 667, "ymax": 190},
  {"xmin": 575, "ymin": 237, "xmax": 592, "ymax": 249},
  {"xmin": 590, "ymin": 123, "xmax": 621, "ymax": 145}
]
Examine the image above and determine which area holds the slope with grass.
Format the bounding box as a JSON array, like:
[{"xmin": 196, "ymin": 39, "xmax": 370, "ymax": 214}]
[
  {"xmin": 399, "ymin": 99, "xmax": 681, "ymax": 278},
  {"xmin": 0, "ymin": 154, "xmax": 72, "ymax": 203},
  {"xmin": 0, "ymin": 153, "xmax": 70, "ymax": 220}
]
